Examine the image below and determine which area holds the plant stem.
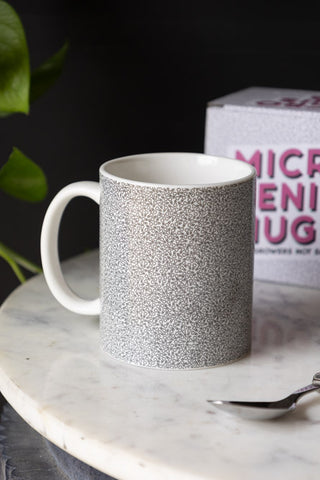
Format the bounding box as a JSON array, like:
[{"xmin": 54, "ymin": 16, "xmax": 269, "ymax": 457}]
[{"xmin": 0, "ymin": 241, "xmax": 42, "ymax": 283}]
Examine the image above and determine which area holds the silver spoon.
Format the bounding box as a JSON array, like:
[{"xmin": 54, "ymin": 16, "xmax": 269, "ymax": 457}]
[{"xmin": 207, "ymin": 372, "xmax": 320, "ymax": 420}]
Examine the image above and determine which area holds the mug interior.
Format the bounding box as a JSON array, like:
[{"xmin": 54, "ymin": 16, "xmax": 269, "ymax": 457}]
[{"xmin": 100, "ymin": 153, "xmax": 255, "ymax": 186}]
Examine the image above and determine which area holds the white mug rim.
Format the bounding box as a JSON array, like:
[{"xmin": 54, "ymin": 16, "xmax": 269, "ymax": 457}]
[{"xmin": 99, "ymin": 152, "xmax": 256, "ymax": 188}]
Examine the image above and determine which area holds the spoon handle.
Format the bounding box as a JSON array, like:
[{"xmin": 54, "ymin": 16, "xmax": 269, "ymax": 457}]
[
  {"xmin": 312, "ymin": 372, "xmax": 320, "ymax": 386},
  {"xmin": 289, "ymin": 374, "xmax": 320, "ymax": 404},
  {"xmin": 292, "ymin": 383, "xmax": 319, "ymax": 398}
]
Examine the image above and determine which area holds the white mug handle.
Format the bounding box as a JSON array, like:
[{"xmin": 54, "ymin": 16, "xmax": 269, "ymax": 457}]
[{"xmin": 40, "ymin": 181, "xmax": 100, "ymax": 315}]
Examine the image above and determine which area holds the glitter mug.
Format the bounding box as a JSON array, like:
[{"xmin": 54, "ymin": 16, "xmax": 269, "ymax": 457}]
[{"xmin": 41, "ymin": 153, "xmax": 256, "ymax": 369}]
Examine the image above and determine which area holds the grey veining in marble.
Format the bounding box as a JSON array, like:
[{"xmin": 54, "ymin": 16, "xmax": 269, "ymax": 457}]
[{"xmin": 0, "ymin": 251, "xmax": 320, "ymax": 480}]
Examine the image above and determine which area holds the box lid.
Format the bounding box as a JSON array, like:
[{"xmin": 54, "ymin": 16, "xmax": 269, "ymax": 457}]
[{"xmin": 208, "ymin": 87, "xmax": 320, "ymax": 113}]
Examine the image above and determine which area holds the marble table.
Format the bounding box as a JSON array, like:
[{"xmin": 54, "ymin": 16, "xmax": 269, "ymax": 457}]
[
  {"xmin": 0, "ymin": 250, "xmax": 319, "ymax": 480},
  {"xmin": 0, "ymin": 403, "xmax": 113, "ymax": 479}
]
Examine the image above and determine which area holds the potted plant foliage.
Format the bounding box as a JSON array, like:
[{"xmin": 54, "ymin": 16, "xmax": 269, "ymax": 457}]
[{"xmin": 0, "ymin": 1, "xmax": 67, "ymax": 283}]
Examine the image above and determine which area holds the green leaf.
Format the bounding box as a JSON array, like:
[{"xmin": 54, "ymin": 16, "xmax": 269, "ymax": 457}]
[
  {"xmin": 0, "ymin": 1, "xmax": 30, "ymax": 114},
  {"xmin": 0, "ymin": 242, "xmax": 26, "ymax": 282},
  {"xmin": 30, "ymin": 41, "xmax": 69, "ymax": 103},
  {"xmin": 0, "ymin": 147, "xmax": 47, "ymax": 202}
]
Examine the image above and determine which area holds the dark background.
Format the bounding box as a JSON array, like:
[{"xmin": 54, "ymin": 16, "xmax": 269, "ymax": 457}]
[{"xmin": 1, "ymin": 0, "xmax": 320, "ymax": 303}]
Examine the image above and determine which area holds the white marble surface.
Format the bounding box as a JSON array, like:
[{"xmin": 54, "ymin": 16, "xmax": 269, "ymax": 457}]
[{"xmin": 0, "ymin": 250, "xmax": 320, "ymax": 480}]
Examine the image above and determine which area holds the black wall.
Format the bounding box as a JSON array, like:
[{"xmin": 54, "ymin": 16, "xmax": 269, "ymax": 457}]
[{"xmin": 1, "ymin": 0, "xmax": 320, "ymax": 302}]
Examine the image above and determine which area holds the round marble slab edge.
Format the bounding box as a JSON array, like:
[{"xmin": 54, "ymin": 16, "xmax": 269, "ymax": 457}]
[{"xmin": 0, "ymin": 250, "xmax": 320, "ymax": 480}]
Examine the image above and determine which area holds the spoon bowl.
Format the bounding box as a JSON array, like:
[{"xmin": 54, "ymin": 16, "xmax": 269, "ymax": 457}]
[
  {"xmin": 208, "ymin": 372, "xmax": 320, "ymax": 421},
  {"xmin": 210, "ymin": 399, "xmax": 298, "ymax": 420}
]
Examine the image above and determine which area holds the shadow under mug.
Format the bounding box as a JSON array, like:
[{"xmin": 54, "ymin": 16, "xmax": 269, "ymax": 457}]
[{"xmin": 41, "ymin": 152, "xmax": 256, "ymax": 369}]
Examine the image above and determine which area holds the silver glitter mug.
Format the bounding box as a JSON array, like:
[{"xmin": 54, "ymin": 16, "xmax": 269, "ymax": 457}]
[{"xmin": 41, "ymin": 153, "xmax": 256, "ymax": 369}]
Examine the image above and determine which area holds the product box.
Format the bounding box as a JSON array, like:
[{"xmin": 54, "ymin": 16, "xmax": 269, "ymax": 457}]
[{"xmin": 205, "ymin": 87, "xmax": 320, "ymax": 288}]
